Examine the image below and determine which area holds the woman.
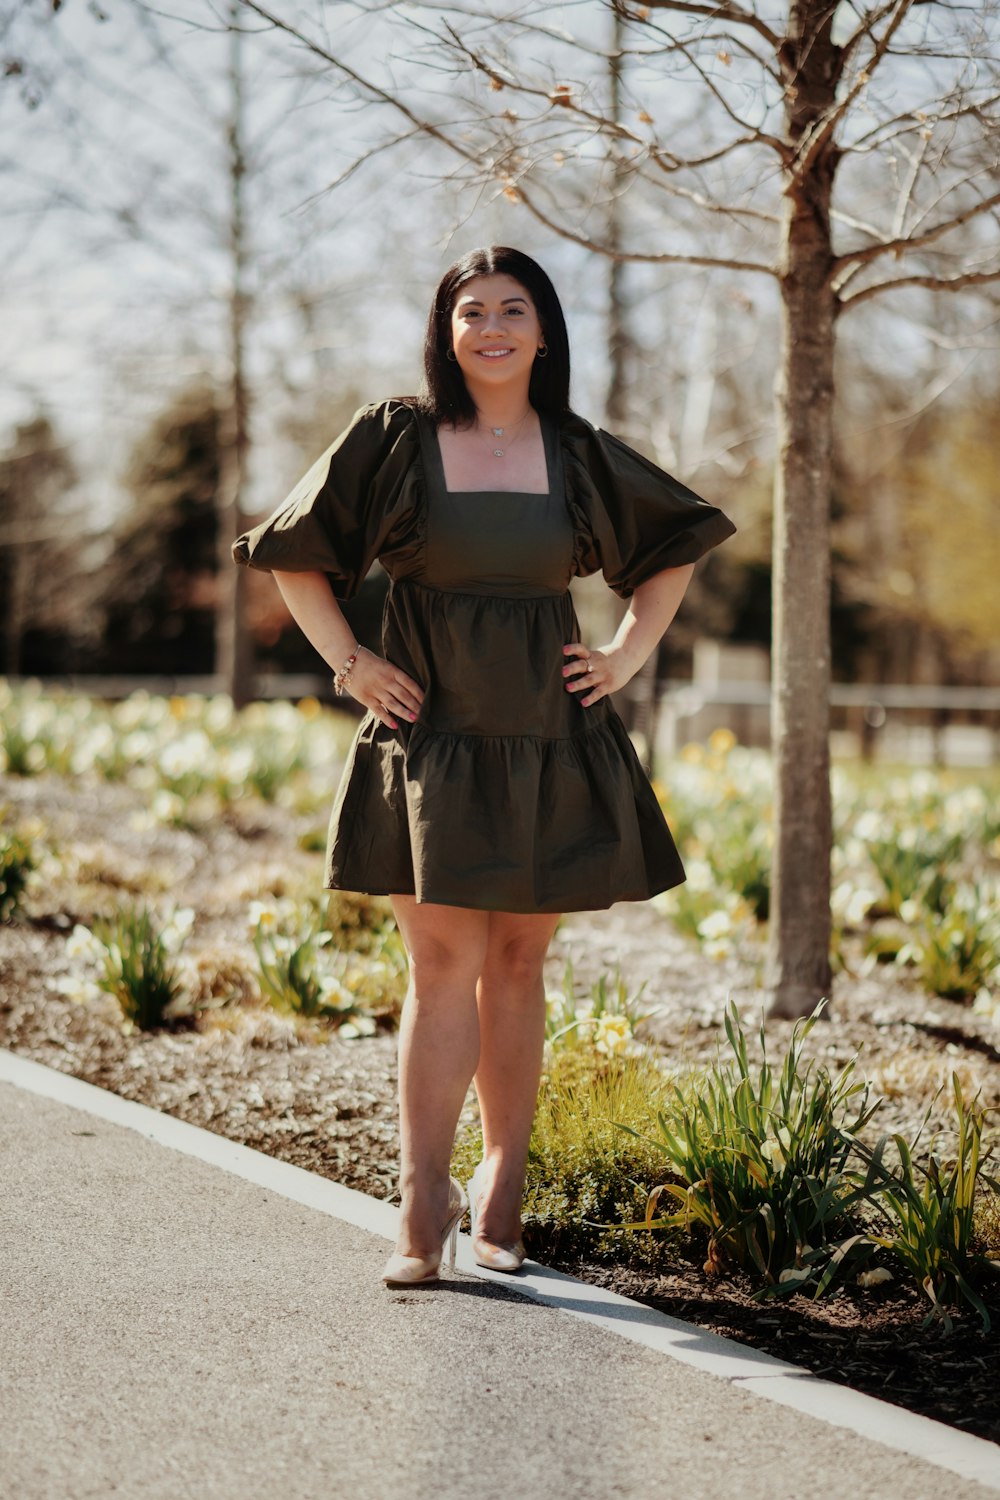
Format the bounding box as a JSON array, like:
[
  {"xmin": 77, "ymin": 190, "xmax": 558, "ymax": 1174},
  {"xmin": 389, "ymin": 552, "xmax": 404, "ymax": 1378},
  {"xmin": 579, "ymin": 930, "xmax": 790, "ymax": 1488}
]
[{"xmin": 233, "ymin": 246, "xmax": 736, "ymax": 1289}]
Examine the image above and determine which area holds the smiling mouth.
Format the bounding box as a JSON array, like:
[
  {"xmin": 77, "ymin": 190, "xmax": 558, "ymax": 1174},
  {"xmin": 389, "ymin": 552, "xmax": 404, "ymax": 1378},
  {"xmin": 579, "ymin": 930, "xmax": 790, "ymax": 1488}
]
[{"xmin": 476, "ymin": 348, "xmax": 514, "ymax": 358}]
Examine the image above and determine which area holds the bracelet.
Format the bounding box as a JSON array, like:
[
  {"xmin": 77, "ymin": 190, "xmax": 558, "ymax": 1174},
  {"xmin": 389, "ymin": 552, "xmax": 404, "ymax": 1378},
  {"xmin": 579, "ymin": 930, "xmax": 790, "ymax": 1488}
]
[{"xmin": 333, "ymin": 643, "xmax": 361, "ymax": 697}]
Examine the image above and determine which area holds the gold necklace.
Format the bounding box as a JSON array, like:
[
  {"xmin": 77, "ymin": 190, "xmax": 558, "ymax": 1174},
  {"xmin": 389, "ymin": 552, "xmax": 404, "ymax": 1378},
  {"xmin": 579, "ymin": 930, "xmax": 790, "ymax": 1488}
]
[{"xmin": 478, "ymin": 410, "xmax": 532, "ymax": 458}]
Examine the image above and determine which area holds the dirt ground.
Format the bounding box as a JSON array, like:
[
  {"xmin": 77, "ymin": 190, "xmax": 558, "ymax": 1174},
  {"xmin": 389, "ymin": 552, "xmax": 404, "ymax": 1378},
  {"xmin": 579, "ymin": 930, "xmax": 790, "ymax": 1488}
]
[{"xmin": 2, "ymin": 769, "xmax": 998, "ymax": 1442}]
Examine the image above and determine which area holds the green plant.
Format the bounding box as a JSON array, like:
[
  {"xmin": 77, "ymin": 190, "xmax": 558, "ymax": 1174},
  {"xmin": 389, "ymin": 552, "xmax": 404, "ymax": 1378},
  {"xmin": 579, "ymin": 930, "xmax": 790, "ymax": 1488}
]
[
  {"xmin": 613, "ymin": 1002, "xmax": 880, "ymax": 1295},
  {"xmin": 453, "ymin": 1049, "xmax": 682, "ymax": 1269},
  {"xmin": 241, "ymin": 737, "xmax": 307, "ymax": 802},
  {"xmin": 0, "ymin": 825, "xmax": 36, "ymax": 921},
  {"xmin": 91, "ymin": 905, "xmax": 187, "ymax": 1031},
  {"xmin": 851, "ymin": 1076, "xmax": 999, "ymax": 1331},
  {"xmin": 251, "ymin": 903, "xmax": 399, "ymax": 1034},
  {"xmin": 656, "ymin": 879, "xmax": 722, "ymax": 944},
  {"xmin": 900, "ymin": 887, "xmax": 1000, "ymax": 1000},
  {"xmin": 867, "ymin": 832, "xmax": 962, "ymax": 918},
  {"xmin": 1, "ymin": 717, "xmax": 39, "ymax": 775},
  {"xmin": 544, "ymin": 960, "xmax": 652, "ymax": 1055},
  {"xmin": 707, "ymin": 810, "xmax": 771, "ymax": 920},
  {"xmin": 255, "ymin": 924, "xmax": 347, "ymax": 1019}
]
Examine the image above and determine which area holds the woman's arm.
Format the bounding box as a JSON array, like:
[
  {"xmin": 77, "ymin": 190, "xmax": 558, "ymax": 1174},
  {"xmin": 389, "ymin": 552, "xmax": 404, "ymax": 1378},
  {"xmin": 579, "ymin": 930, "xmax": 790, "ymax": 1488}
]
[
  {"xmin": 272, "ymin": 570, "xmax": 423, "ymax": 730},
  {"xmin": 562, "ymin": 562, "xmax": 696, "ymax": 709}
]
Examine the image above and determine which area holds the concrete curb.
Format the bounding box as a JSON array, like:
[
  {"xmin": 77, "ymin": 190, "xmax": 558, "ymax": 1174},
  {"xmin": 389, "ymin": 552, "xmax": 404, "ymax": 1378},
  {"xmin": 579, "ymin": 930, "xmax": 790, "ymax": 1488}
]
[{"xmin": 3, "ymin": 1046, "xmax": 997, "ymax": 1490}]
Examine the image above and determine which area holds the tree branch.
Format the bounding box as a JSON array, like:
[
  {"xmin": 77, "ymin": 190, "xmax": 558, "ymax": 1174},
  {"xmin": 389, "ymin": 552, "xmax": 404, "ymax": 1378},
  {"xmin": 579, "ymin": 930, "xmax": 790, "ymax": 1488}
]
[
  {"xmin": 661, "ymin": 25, "xmax": 788, "ymax": 159},
  {"xmin": 831, "ymin": 206, "xmax": 886, "ymax": 240},
  {"xmin": 840, "ymin": 265, "xmax": 1000, "ymax": 310},
  {"xmin": 831, "ymin": 189, "xmax": 1000, "ymax": 292},
  {"xmin": 634, "ymin": 1, "xmax": 782, "ymax": 50},
  {"xmin": 842, "ymin": 92, "xmax": 1000, "ymax": 156},
  {"xmin": 788, "ymin": 0, "xmax": 917, "ymax": 190},
  {"xmin": 640, "ymin": 165, "xmax": 780, "ymax": 223},
  {"xmin": 905, "ymin": 168, "xmax": 1000, "ymax": 239},
  {"xmin": 837, "ymin": 0, "xmax": 907, "ymax": 70},
  {"xmin": 237, "ymin": 0, "xmax": 481, "ymax": 168},
  {"xmin": 507, "ymin": 176, "xmax": 777, "ymax": 274},
  {"xmin": 415, "ymin": 14, "xmax": 788, "ymax": 191}
]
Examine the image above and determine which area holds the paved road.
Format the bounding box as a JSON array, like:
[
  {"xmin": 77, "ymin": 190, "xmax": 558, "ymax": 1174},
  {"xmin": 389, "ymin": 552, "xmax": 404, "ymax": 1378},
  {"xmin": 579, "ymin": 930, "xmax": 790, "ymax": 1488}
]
[{"xmin": 2, "ymin": 1052, "xmax": 997, "ymax": 1500}]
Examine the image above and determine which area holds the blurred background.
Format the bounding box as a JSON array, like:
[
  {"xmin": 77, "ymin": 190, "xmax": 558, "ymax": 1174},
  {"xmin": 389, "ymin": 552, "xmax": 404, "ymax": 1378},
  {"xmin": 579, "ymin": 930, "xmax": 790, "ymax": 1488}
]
[{"xmin": 2, "ymin": 0, "xmax": 998, "ymax": 768}]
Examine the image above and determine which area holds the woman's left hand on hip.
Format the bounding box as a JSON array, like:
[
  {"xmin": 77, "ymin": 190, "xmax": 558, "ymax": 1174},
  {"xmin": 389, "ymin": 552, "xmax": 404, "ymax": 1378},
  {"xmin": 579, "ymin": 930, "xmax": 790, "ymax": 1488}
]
[{"xmin": 561, "ymin": 641, "xmax": 628, "ymax": 708}]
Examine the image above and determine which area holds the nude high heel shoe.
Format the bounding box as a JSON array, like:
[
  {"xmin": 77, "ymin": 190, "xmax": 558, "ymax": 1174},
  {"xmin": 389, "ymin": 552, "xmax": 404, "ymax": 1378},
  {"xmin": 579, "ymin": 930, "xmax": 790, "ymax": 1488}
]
[
  {"xmin": 382, "ymin": 1176, "xmax": 468, "ymax": 1287},
  {"xmin": 466, "ymin": 1159, "xmax": 526, "ymax": 1273}
]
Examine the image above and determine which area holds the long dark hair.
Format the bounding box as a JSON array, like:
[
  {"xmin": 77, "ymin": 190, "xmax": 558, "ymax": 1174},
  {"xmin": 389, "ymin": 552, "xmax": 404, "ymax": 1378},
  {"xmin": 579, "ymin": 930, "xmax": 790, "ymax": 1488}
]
[{"xmin": 418, "ymin": 246, "xmax": 571, "ymax": 426}]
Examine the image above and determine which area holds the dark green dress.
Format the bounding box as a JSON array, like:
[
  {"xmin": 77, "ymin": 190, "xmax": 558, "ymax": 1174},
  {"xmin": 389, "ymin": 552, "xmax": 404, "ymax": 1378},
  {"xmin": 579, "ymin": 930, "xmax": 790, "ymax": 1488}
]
[{"xmin": 233, "ymin": 398, "xmax": 736, "ymax": 913}]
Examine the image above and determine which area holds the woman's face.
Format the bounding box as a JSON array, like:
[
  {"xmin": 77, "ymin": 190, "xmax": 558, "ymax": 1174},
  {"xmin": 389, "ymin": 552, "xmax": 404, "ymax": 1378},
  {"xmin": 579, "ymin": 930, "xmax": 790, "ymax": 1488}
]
[{"xmin": 448, "ymin": 273, "xmax": 544, "ymax": 393}]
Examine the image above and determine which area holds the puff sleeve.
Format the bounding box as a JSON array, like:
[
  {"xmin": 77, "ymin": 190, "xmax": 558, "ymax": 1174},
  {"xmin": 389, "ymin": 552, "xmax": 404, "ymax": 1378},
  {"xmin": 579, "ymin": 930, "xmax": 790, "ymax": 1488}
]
[
  {"xmin": 232, "ymin": 399, "xmax": 422, "ymax": 600},
  {"xmin": 560, "ymin": 415, "xmax": 737, "ymax": 599}
]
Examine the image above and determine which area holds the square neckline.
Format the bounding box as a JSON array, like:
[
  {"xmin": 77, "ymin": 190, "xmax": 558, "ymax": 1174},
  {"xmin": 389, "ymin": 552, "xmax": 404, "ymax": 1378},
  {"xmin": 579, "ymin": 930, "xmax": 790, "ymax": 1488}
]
[{"xmin": 424, "ymin": 410, "xmax": 558, "ymax": 498}]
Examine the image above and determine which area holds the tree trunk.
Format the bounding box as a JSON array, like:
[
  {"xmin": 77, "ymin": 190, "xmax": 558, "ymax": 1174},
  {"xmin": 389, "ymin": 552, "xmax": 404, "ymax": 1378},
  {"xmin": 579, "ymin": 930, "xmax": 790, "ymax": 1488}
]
[
  {"xmin": 766, "ymin": 1, "xmax": 841, "ymax": 1019},
  {"xmin": 605, "ymin": 4, "xmax": 628, "ymax": 432},
  {"xmin": 215, "ymin": 0, "xmax": 254, "ymax": 709},
  {"xmin": 4, "ymin": 543, "xmax": 29, "ymax": 679}
]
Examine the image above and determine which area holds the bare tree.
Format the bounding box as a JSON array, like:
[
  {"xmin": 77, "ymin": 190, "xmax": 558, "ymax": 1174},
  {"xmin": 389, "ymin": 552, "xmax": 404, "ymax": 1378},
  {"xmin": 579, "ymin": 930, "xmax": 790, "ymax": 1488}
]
[
  {"xmin": 1, "ymin": 0, "xmax": 381, "ymax": 702},
  {"xmin": 236, "ymin": 0, "xmax": 1000, "ymax": 1017}
]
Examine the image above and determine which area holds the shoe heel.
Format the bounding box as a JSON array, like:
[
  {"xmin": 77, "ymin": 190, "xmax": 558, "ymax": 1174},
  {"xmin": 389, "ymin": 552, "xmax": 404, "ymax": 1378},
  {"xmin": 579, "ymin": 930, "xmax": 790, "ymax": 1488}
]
[
  {"xmin": 445, "ymin": 1218, "xmax": 459, "ymax": 1270},
  {"xmin": 466, "ymin": 1160, "xmax": 484, "ymax": 1238}
]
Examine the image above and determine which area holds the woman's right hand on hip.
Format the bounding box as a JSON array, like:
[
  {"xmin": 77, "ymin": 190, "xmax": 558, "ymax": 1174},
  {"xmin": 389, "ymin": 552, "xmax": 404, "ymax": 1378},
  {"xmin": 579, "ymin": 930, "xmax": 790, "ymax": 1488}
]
[{"xmin": 348, "ymin": 648, "xmax": 423, "ymax": 729}]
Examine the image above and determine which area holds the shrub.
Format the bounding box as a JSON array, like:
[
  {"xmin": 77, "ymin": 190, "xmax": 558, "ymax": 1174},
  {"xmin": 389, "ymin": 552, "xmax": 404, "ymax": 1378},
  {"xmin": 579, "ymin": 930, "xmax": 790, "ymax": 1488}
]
[
  {"xmin": 851, "ymin": 1076, "xmax": 999, "ymax": 1331},
  {"xmin": 899, "ymin": 885, "xmax": 1000, "ymax": 1000},
  {"xmin": 90, "ymin": 904, "xmax": 191, "ymax": 1031},
  {"xmin": 613, "ymin": 1002, "xmax": 880, "ymax": 1295},
  {"xmin": 453, "ymin": 1048, "xmax": 683, "ymax": 1270},
  {"xmin": 250, "ymin": 897, "xmax": 404, "ymax": 1035},
  {"xmin": 867, "ymin": 831, "xmax": 962, "ymax": 918}
]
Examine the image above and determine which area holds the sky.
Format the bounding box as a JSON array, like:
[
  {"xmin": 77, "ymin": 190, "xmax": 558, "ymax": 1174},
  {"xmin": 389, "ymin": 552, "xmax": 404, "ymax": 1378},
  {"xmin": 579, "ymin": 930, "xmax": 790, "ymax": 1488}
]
[
  {"xmin": 0, "ymin": 1, "xmax": 621, "ymax": 518},
  {"xmin": 1, "ymin": 0, "xmax": 997, "ymax": 527}
]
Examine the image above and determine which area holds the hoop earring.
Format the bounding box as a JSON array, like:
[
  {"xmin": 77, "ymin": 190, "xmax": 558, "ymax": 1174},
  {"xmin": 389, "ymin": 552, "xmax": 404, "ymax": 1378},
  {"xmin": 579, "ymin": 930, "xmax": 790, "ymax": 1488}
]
[
  {"xmin": 536, "ymin": 343, "xmax": 548, "ymax": 358},
  {"xmin": 446, "ymin": 348, "xmax": 458, "ymax": 362}
]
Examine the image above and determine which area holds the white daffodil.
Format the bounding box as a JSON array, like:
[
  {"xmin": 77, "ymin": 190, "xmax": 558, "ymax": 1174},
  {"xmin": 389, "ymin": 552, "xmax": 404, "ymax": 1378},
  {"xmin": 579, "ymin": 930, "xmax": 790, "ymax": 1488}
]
[
  {"xmin": 857, "ymin": 1267, "xmax": 893, "ymax": 1288},
  {"xmin": 66, "ymin": 924, "xmax": 105, "ymax": 963},
  {"xmin": 593, "ymin": 1013, "xmax": 632, "ymax": 1056},
  {"xmin": 161, "ymin": 908, "xmax": 195, "ymax": 953},
  {"xmin": 697, "ymin": 910, "xmax": 732, "ymax": 941},
  {"xmin": 319, "ymin": 975, "xmax": 354, "ymax": 1008}
]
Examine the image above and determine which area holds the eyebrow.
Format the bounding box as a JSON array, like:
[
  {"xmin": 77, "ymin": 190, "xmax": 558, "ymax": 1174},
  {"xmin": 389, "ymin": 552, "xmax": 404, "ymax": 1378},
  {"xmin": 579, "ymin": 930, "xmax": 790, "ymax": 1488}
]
[{"xmin": 457, "ymin": 296, "xmax": 530, "ymax": 307}]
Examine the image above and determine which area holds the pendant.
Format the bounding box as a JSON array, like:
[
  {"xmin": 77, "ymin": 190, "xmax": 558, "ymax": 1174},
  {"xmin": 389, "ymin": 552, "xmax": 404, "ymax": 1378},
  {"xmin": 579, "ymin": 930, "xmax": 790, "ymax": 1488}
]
[
  {"xmin": 493, "ymin": 447, "xmax": 504, "ymax": 457},
  {"xmin": 491, "ymin": 426, "xmax": 504, "ymax": 437}
]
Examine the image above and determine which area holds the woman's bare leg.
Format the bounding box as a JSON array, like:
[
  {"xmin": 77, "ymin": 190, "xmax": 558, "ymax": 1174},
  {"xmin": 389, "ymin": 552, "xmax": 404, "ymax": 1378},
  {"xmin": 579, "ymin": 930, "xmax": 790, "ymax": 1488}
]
[
  {"xmin": 390, "ymin": 895, "xmax": 489, "ymax": 1257},
  {"xmin": 471, "ymin": 910, "xmax": 561, "ymax": 1243}
]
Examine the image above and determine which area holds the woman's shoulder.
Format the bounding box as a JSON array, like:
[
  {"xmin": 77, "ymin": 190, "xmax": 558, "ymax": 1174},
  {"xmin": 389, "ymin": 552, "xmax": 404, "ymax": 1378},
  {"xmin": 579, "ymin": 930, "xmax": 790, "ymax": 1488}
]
[
  {"xmin": 325, "ymin": 398, "xmax": 423, "ymax": 472},
  {"xmin": 345, "ymin": 396, "xmax": 422, "ymax": 434},
  {"xmin": 554, "ymin": 408, "xmax": 645, "ymax": 477},
  {"xmin": 554, "ymin": 408, "xmax": 629, "ymax": 459},
  {"xmin": 555, "ymin": 408, "xmax": 683, "ymax": 482},
  {"xmin": 554, "ymin": 406, "xmax": 597, "ymax": 441}
]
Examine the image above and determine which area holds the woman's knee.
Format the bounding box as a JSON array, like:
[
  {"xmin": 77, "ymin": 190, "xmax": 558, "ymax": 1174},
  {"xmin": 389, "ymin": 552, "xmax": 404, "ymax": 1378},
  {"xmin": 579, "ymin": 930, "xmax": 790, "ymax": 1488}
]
[
  {"xmin": 407, "ymin": 934, "xmax": 485, "ymax": 990},
  {"xmin": 392, "ymin": 899, "xmax": 489, "ymax": 990},
  {"xmin": 482, "ymin": 917, "xmax": 559, "ymax": 991}
]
